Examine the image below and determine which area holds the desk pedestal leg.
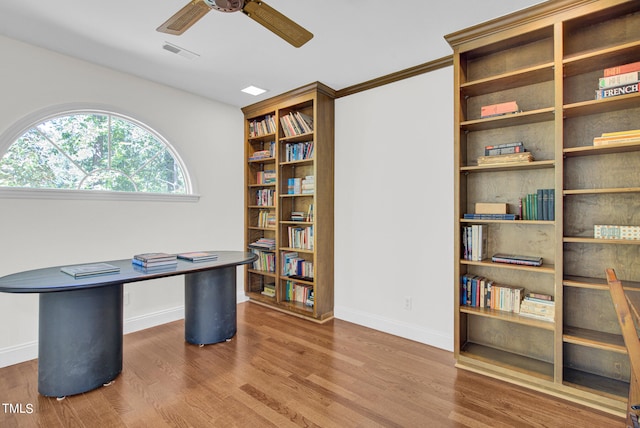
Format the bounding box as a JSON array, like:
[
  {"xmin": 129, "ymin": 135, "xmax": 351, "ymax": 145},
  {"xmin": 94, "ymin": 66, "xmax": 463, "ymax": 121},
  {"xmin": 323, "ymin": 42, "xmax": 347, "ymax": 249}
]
[
  {"xmin": 38, "ymin": 284, "xmax": 123, "ymax": 397},
  {"xmin": 185, "ymin": 267, "xmax": 236, "ymax": 345}
]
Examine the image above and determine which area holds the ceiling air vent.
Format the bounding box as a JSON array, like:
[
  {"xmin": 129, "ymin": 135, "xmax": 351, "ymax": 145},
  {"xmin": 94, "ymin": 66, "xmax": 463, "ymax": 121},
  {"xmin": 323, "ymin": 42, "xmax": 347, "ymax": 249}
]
[{"xmin": 162, "ymin": 42, "xmax": 200, "ymax": 60}]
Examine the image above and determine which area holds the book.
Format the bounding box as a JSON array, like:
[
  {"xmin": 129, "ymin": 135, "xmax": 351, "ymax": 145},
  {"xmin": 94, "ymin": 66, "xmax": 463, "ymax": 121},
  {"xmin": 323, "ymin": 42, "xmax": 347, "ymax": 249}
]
[
  {"xmin": 133, "ymin": 252, "xmax": 176, "ymax": 263},
  {"xmin": 475, "ymin": 202, "xmax": 508, "ymax": 214},
  {"xmin": 177, "ymin": 251, "xmax": 218, "ymax": 262},
  {"xmin": 593, "ymin": 130, "xmax": 640, "ymax": 147},
  {"xmin": 491, "ymin": 253, "xmax": 543, "ymax": 266},
  {"xmin": 464, "ymin": 213, "xmax": 518, "ymax": 220},
  {"xmin": 594, "ymin": 225, "xmax": 640, "ymax": 240},
  {"xmin": 132, "ymin": 258, "xmax": 178, "ymax": 268},
  {"xmin": 61, "ymin": 262, "xmax": 120, "ymax": 278},
  {"xmin": 249, "ymin": 237, "xmax": 276, "ymax": 250},
  {"xmin": 603, "ymin": 61, "xmax": 640, "ymax": 77},
  {"xmin": 477, "ymin": 152, "xmax": 533, "ymax": 165},
  {"xmin": 480, "ymin": 101, "xmax": 519, "ymax": 118},
  {"xmin": 526, "ymin": 292, "xmax": 553, "ymax": 301},
  {"xmin": 484, "ymin": 142, "xmax": 524, "ymax": 156},
  {"xmin": 599, "ymin": 71, "xmax": 640, "ymax": 89},
  {"xmin": 595, "ymin": 82, "xmax": 639, "ymax": 99}
]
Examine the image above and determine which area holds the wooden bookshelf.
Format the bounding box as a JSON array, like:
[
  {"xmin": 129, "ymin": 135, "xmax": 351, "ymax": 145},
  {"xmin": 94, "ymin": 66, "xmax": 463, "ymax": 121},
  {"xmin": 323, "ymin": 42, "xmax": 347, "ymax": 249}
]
[
  {"xmin": 241, "ymin": 82, "xmax": 335, "ymax": 322},
  {"xmin": 446, "ymin": 0, "xmax": 640, "ymax": 417}
]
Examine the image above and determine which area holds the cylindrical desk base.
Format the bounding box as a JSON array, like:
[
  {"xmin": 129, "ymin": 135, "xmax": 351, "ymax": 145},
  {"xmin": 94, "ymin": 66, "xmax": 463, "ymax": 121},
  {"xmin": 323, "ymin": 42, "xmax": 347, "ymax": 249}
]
[
  {"xmin": 38, "ymin": 284, "xmax": 123, "ymax": 397},
  {"xmin": 185, "ymin": 267, "xmax": 236, "ymax": 345}
]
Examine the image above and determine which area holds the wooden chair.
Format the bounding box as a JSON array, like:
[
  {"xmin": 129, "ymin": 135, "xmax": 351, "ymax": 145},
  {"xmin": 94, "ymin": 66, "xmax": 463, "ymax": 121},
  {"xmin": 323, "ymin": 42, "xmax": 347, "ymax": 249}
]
[{"xmin": 606, "ymin": 268, "xmax": 640, "ymax": 428}]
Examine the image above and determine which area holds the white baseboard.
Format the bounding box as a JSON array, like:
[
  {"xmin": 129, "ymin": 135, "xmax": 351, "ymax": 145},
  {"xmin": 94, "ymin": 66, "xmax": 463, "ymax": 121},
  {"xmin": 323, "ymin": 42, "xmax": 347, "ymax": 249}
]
[
  {"xmin": 0, "ymin": 341, "xmax": 38, "ymax": 368},
  {"xmin": 334, "ymin": 305, "xmax": 453, "ymax": 352},
  {"xmin": 122, "ymin": 305, "xmax": 184, "ymax": 334},
  {"xmin": 0, "ymin": 306, "xmax": 185, "ymax": 368}
]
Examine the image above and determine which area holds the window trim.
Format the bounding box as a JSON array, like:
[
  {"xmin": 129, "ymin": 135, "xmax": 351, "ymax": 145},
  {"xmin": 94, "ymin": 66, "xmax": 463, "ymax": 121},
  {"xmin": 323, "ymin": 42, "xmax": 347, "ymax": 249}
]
[{"xmin": 0, "ymin": 103, "xmax": 199, "ymax": 201}]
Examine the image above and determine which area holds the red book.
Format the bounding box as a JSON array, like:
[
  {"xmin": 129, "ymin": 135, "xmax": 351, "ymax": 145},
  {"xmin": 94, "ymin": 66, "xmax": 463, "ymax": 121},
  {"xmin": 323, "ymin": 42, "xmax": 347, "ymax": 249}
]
[
  {"xmin": 480, "ymin": 101, "xmax": 519, "ymax": 118},
  {"xmin": 603, "ymin": 61, "xmax": 640, "ymax": 77}
]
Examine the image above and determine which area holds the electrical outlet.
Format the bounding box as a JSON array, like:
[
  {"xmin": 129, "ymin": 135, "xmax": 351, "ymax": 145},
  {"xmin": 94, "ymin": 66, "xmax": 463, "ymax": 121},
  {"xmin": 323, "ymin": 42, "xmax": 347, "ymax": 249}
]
[{"xmin": 404, "ymin": 296, "xmax": 412, "ymax": 311}]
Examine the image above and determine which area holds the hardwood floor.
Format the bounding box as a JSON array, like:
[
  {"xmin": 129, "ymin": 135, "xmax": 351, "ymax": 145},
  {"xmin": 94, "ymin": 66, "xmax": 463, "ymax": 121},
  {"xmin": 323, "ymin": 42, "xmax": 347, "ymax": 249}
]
[{"xmin": 0, "ymin": 302, "xmax": 625, "ymax": 427}]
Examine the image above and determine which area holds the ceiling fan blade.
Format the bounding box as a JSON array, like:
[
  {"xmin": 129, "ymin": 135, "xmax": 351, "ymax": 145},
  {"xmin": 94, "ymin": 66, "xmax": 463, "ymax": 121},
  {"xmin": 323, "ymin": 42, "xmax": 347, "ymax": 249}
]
[
  {"xmin": 157, "ymin": 0, "xmax": 212, "ymax": 35},
  {"xmin": 242, "ymin": 1, "xmax": 313, "ymax": 48}
]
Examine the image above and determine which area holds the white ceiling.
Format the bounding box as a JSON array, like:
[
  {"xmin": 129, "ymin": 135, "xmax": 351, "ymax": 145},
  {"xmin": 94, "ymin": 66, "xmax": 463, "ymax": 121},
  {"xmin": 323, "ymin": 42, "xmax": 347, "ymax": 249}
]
[{"xmin": 0, "ymin": 0, "xmax": 546, "ymax": 108}]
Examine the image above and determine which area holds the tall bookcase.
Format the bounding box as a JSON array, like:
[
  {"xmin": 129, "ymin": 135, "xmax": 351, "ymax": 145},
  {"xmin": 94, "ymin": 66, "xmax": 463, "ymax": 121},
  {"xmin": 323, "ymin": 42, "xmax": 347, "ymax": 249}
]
[
  {"xmin": 241, "ymin": 82, "xmax": 335, "ymax": 322},
  {"xmin": 446, "ymin": 0, "xmax": 640, "ymax": 416}
]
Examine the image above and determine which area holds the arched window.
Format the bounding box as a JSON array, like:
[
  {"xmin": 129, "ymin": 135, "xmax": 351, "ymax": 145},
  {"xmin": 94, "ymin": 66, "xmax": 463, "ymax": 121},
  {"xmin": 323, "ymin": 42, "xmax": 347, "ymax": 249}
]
[{"xmin": 0, "ymin": 111, "xmax": 190, "ymax": 195}]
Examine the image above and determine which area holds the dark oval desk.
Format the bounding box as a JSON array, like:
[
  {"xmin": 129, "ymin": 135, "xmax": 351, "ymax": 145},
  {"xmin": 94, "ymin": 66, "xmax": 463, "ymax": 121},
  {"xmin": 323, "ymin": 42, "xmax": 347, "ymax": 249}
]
[{"xmin": 0, "ymin": 251, "xmax": 256, "ymax": 398}]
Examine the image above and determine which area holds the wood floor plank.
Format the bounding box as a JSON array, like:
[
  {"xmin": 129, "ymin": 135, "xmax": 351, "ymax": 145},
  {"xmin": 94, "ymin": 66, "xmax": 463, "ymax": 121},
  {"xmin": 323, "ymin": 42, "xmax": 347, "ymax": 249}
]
[{"xmin": 0, "ymin": 302, "xmax": 626, "ymax": 427}]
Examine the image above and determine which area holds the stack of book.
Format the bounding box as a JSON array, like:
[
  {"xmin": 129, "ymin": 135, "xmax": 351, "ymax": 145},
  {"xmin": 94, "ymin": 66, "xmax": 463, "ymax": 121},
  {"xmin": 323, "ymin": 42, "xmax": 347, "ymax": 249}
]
[
  {"xmin": 248, "ymin": 141, "xmax": 275, "ymax": 160},
  {"xmin": 491, "ymin": 253, "xmax": 543, "ymax": 267},
  {"xmin": 248, "ymin": 115, "xmax": 276, "ymax": 137},
  {"xmin": 593, "ymin": 129, "xmax": 640, "ymax": 147},
  {"xmin": 595, "ymin": 61, "xmax": 640, "ymax": 100},
  {"xmin": 519, "ymin": 189, "xmax": 554, "ymax": 221},
  {"xmin": 477, "ymin": 151, "xmax": 533, "ymax": 166},
  {"xmin": 291, "ymin": 211, "xmax": 306, "ymax": 221},
  {"xmin": 519, "ymin": 293, "xmax": 555, "ymax": 322},
  {"xmin": 301, "ymin": 176, "xmax": 314, "ymax": 194},
  {"xmin": 177, "ymin": 251, "xmax": 218, "ymax": 262},
  {"xmin": 464, "ymin": 202, "xmax": 518, "ymax": 220},
  {"xmin": 248, "ymin": 238, "xmax": 276, "ymax": 251},
  {"xmin": 462, "ymin": 224, "xmax": 488, "ymax": 261},
  {"xmin": 132, "ymin": 253, "xmax": 178, "ymax": 270},
  {"xmin": 261, "ymin": 283, "xmax": 276, "ymax": 297},
  {"xmin": 280, "ymin": 111, "xmax": 314, "ymax": 137},
  {"xmin": 460, "ymin": 274, "xmax": 524, "ymax": 313}
]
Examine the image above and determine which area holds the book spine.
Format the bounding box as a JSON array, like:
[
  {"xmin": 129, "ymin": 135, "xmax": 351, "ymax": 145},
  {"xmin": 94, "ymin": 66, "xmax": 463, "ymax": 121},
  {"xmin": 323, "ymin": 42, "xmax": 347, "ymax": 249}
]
[
  {"xmin": 484, "ymin": 142, "xmax": 524, "ymax": 156},
  {"xmin": 603, "ymin": 61, "xmax": 640, "ymax": 77},
  {"xmin": 599, "ymin": 71, "xmax": 640, "ymax": 88},
  {"xmin": 595, "ymin": 82, "xmax": 639, "ymax": 99}
]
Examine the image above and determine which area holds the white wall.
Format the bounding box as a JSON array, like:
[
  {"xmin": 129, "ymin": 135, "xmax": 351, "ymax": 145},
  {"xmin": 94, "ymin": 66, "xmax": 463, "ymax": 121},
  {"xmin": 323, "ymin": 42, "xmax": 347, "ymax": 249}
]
[
  {"xmin": 334, "ymin": 68, "xmax": 454, "ymax": 351},
  {"xmin": 0, "ymin": 35, "xmax": 245, "ymax": 367},
  {"xmin": 0, "ymin": 34, "xmax": 456, "ymax": 367}
]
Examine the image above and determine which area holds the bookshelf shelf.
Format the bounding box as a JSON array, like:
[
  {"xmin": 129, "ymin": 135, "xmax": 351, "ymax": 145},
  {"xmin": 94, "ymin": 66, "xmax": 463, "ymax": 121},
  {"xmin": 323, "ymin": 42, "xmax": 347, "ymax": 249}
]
[
  {"xmin": 460, "ymin": 259, "xmax": 555, "ymax": 274},
  {"xmin": 460, "ymin": 218, "xmax": 554, "ymax": 225},
  {"xmin": 460, "ymin": 159, "xmax": 555, "ymax": 172},
  {"xmin": 563, "ymin": 326, "xmax": 627, "ymax": 354},
  {"xmin": 563, "ymin": 93, "xmax": 640, "ymax": 117},
  {"xmin": 564, "ymin": 237, "xmax": 640, "ymax": 245},
  {"xmin": 459, "ymin": 343, "xmax": 554, "ymax": 381},
  {"xmin": 242, "ymin": 82, "xmax": 335, "ymax": 322},
  {"xmin": 460, "ymin": 108, "xmax": 555, "ymax": 132},
  {"xmin": 563, "ymin": 142, "xmax": 640, "ymax": 157},
  {"xmin": 460, "ymin": 63, "xmax": 555, "ymax": 97},
  {"xmin": 448, "ymin": 0, "xmax": 640, "ymax": 417},
  {"xmin": 460, "ymin": 306, "xmax": 555, "ymax": 331}
]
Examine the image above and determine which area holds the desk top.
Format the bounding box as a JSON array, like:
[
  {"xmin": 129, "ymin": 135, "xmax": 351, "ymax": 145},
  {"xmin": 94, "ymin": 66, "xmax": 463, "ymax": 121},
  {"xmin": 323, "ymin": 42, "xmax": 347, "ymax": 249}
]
[{"xmin": 0, "ymin": 251, "xmax": 257, "ymax": 293}]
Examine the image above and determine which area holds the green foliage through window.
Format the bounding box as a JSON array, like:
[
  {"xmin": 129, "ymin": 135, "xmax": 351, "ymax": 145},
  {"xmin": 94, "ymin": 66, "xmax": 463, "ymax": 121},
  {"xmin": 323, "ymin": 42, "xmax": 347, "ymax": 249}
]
[{"xmin": 0, "ymin": 112, "xmax": 187, "ymax": 194}]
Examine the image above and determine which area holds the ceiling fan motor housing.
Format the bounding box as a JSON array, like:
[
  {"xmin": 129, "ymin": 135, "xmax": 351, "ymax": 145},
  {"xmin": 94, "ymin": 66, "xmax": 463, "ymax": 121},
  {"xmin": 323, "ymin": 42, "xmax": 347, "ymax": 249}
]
[{"xmin": 204, "ymin": 0, "xmax": 245, "ymax": 12}]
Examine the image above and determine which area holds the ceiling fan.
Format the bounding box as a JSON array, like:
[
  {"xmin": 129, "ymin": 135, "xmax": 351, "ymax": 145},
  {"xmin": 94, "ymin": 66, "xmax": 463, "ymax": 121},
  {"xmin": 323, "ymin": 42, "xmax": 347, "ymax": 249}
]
[{"xmin": 157, "ymin": 0, "xmax": 313, "ymax": 48}]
